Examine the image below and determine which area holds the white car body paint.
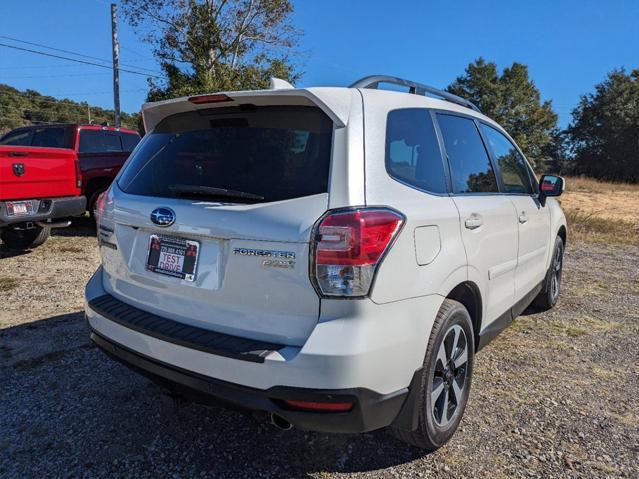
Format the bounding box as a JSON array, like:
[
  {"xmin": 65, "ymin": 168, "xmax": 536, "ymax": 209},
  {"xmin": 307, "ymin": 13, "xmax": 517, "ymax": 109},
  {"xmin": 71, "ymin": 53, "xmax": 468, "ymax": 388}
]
[{"xmin": 86, "ymin": 79, "xmax": 567, "ymax": 410}]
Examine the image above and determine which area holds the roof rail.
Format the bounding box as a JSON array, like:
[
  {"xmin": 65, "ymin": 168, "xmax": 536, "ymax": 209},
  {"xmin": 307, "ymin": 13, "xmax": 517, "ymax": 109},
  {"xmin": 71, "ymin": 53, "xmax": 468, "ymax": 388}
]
[{"xmin": 349, "ymin": 75, "xmax": 481, "ymax": 113}]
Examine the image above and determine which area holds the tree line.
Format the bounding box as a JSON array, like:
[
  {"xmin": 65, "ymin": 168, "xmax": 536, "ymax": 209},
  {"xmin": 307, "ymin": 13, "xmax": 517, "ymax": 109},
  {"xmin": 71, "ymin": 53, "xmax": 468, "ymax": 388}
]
[
  {"xmin": 0, "ymin": 84, "xmax": 141, "ymax": 135},
  {"xmin": 2, "ymin": 0, "xmax": 637, "ymax": 183},
  {"xmin": 447, "ymin": 60, "xmax": 639, "ymax": 183}
]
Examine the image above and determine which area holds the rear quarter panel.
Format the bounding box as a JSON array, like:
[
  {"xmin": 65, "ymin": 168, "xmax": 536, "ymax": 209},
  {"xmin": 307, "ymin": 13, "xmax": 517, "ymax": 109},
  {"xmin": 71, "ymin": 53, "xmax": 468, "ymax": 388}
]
[{"xmin": 359, "ymin": 90, "xmax": 468, "ymax": 304}]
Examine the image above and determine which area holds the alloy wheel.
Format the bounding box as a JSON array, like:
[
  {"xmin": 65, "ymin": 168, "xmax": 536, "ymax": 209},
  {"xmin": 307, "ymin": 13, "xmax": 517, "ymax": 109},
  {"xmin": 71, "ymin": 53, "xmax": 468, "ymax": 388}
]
[
  {"xmin": 432, "ymin": 324, "xmax": 468, "ymax": 427},
  {"xmin": 550, "ymin": 243, "xmax": 563, "ymax": 301}
]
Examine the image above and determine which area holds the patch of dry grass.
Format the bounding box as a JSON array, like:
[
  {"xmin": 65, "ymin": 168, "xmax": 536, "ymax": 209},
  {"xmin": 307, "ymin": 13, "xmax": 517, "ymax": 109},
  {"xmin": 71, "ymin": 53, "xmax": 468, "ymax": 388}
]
[
  {"xmin": 0, "ymin": 277, "xmax": 20, "ymax": 292},
  {"xmin": 564, "ymin": 176, "xmax": 639, "ymax": 193},
  {"xmin": 560, "ymin": 176, "xmax": 639, "ymax": 245}
]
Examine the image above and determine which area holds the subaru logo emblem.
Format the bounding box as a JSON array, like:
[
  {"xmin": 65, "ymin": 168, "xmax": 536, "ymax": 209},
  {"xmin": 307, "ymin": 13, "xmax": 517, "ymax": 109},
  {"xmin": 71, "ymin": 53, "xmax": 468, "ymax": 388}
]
[
  {"xmin": 150, "ymin": 207, "xmax": 176, "ymax": 227},
  {"xmin": 12, "ymin": 163, "xmax": 25, "ymax": 177}
]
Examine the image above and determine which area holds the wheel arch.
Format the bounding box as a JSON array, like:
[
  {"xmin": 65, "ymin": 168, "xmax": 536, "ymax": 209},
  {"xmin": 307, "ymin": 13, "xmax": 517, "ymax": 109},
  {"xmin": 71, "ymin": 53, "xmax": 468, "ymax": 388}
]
[
  {"xmin": 85, "ymin": 177, "xmax": 113, "ymax": 209},
  {"xmin": 445, "ymin": 281, "xmax": 482, "ymax": 350}
]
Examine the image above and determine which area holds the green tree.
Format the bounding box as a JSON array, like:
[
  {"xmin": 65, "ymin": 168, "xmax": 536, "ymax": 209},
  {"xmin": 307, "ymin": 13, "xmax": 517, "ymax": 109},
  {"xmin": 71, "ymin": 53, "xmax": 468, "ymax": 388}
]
[
  {"xmin": 447, "ymin": 58, "xmax": 558, "ymax": 169},
  {"xmin": 120, "ymin": 0, "xmax": 301, "ymax": 101},
  {"xmin": 567, "ymin": 69, "xmax": 639, "ymax": 182}
]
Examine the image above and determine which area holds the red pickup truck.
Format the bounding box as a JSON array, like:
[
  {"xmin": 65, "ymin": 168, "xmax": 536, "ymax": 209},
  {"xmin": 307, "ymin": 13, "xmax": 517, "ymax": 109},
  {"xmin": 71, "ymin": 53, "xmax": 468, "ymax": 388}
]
[{"xmin": 0, "ymin": 123, "xmax": 141, "ymax": 249}]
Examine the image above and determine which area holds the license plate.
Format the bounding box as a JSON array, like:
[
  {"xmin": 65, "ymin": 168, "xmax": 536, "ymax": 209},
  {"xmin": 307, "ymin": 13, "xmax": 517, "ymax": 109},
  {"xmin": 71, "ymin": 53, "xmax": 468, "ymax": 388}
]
[
  {"xmin": 7, "ymin": 200, "xmax": 34, "ymax": 217},
  {"xmin": 146, "ymin": 235, "xmax": 199, "ymax": 281}
]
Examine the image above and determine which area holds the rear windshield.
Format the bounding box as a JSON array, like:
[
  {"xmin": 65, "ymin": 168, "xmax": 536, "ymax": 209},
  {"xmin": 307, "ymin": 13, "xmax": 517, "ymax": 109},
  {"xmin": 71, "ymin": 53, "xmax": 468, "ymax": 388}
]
[
  {"xmin": 118, "ymin": 106, "xmax": 333, "ymax": 203},
  {"xmin": 79, "ymin": 130, "xmax": 141, "ymax": 153}
]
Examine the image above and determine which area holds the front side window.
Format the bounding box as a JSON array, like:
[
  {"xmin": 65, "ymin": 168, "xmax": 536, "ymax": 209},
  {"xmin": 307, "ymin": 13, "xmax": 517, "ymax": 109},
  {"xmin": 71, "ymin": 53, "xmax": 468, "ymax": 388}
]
[
  {"xmin": 79, "ymin": 130, "xmax": 122, "ymax": 153},
  {"xmin": 436, "ymin": 114, "xmax": 498, "ymax": 193},
  {"xmin": 480, "ymin": 124, "xmax": 533, "ymax": 194},
  {"xmin": 385, "ymin": 109, "xmax": 447, "ymax": 194},
  {"xmin": 118, "ymin": 106, "xmax": 333, "ymax": 203}
]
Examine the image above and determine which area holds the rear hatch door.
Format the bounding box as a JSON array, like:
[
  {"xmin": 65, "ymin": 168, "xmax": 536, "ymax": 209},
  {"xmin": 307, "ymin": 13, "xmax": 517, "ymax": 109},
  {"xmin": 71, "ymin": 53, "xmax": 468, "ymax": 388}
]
[{"xmin": 99, "ymin": 103, "xmax": 335, "ymax": 346}]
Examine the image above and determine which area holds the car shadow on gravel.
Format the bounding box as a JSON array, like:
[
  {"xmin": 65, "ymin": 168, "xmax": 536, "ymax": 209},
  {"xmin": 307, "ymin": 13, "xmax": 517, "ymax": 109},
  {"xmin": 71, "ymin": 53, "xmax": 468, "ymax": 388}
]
[
  {"xmin": 0, "ymin": 245, "xmax": 33, "ymax": 259},
  {"xmin": 1, "ymin": 312, "xmax": 427, "ymax": 477},
  {"xmin": 0, "ymin": 216, "xmax": 96, "ymax": 257},
  {"xmin": 51, "ymin": 215, "xmax": 97, "ymax": 238}
]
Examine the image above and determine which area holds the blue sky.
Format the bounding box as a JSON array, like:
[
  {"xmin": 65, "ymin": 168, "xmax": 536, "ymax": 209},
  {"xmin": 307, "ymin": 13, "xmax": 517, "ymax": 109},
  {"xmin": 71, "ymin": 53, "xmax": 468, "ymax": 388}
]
[{"xmin": 1, "ymin": 0, "xmax": 637, "ymax": 126}]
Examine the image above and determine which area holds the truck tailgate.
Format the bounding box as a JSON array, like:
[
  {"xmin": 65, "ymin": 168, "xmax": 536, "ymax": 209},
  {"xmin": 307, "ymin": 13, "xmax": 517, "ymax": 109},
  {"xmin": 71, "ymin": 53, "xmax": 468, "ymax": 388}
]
[{"xmin": 0, "ymin": 146, "xmax": 80, "ymax": 200}]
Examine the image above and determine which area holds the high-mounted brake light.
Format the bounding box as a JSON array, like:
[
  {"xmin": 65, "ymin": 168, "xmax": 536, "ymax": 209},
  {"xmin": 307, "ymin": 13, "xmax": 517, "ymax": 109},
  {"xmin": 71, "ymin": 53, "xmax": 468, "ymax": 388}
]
[
  {"xmin": 311, "ymin": 208, "xmax": 405, "ymax": 297},
  {"xmin": 187, "ymin": 94, "xmax": 233, "ymax": 104}
]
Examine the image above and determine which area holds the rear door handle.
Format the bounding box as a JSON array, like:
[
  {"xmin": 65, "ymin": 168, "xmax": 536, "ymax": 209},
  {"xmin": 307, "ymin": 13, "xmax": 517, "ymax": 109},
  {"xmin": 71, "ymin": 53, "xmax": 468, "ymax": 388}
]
[
  {"xmin": 464, "ymin": 215, "xmax": 483, "ymax": 230},
  {"xmin": 518, "ymin": 212, "xmax": 528, "ymax": 224}
]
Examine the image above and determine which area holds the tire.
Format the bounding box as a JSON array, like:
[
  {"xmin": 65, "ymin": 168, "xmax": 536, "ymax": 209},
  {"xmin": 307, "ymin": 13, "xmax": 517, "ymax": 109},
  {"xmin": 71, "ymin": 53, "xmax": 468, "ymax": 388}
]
[
  {"xmin": 532, "ymin": 236, "xmax": 564, "ymax": 311},
  {"xmin": 0, "ymin": 225, "xmax": 51, "ymax": 250},
  {"xmin": 390, "ymin": 299, "xmax": 475, "ymax": 450}
]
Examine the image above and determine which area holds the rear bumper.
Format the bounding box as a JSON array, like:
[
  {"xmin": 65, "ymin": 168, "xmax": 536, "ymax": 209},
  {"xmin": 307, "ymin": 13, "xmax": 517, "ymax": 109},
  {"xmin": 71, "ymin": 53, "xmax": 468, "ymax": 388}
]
[
  {"xmin": 0, "ymin": 195, "xmax": 86, "ymax": 226},
  {"xmin": 85, "ymin": 266, "xmax": 442, "ymax": 433},
  {"xmin": 90, "ymin": 329, "xmax": 417, "ymax": 433}
]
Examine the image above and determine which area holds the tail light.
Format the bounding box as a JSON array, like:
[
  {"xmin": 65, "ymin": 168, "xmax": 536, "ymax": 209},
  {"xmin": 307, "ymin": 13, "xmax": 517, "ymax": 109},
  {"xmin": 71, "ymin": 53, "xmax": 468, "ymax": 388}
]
[
  {"xmin": 311, "ymin": 208, "xmax": 405, "ymax": 297},
  {"xmin": 94, "ymin": 190, "xmax": 107, "ymax": 219},
  {"xmin": 74, "ymin": 159, "xmax": 82, "ymax": 188}
]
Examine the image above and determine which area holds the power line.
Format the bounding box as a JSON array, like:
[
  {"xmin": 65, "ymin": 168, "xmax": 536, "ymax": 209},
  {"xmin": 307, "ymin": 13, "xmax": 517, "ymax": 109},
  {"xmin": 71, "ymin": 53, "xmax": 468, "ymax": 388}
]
[
  {"xmin": 0, "ymin": 35, "xmax": 162, "ymax": 75},
  {"xmin": 2, "ymin": 72, "xmax": 113, "ymax": 80},
  {"xmin": 0, "ymin": 89, "xmax": 146, "ymax": 108},
  {"xmin": 0, "ymin": 43, "xmax": 165, "ymax": 79}
]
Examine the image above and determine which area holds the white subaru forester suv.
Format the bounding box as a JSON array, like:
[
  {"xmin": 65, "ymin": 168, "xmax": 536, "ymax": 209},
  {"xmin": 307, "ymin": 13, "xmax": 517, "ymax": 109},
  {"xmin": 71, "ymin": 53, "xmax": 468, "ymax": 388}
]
[{"xmin": 86, "ymin": 75, "xmax": 567, "ymax": 450}]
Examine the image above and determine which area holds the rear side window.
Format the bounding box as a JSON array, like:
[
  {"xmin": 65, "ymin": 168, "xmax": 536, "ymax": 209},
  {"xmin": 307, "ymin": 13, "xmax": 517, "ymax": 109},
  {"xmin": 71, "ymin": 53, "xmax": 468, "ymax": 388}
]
[
  {"xmin": 120, "ymin": 133, "xmax": 140, "ymax": 152},
  {"xmin": 0, "ymin": 129, "xmax": 33, "ymax": 146},
  {"xmin": 480, "ymin": 124, "xmax": 533, "ymax": 194},
  {"xmin": 79, "ymin": 130, "xmax": 123, "ymax": 153},
  {"xmin": 436, "ymin": 114, "xmax": 498, "ymax": 194},
  {"xmin": 118, "ymin": 106, "xmax": 333, "ymax": 203},
  {"xmin": 0, "ymin": 127, "xmax": 70, "ymax": 148},
  {"xmin": 31, "ymin": 127, "xmax": 68, "ymax": 148},
  {"xmin": 386, "ymin": 109, "xmax": 447, "ymax": 194}
]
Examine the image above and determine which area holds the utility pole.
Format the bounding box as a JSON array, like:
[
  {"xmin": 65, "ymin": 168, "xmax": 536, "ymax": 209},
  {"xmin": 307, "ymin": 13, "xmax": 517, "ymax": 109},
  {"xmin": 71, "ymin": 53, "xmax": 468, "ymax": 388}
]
[{"xmin": 111, "ymin": 3, "xmax": 121, "ymax": 127}]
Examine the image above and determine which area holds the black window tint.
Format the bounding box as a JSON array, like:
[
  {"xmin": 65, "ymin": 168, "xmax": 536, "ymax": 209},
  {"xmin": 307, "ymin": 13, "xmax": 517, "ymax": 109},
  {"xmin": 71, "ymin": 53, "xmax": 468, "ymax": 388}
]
[
  {"xmin": 120, "ymin": 133, "xmax": 140, "ymax": 152},
  {"xmin": 118, "ymin": 106, "xmax": 333, "ymax": 203},
  {"xmin": 0, "ymin": 129, "xmax": 33, "ymax": 146},
  {"xmin": 436, "ymin": 114, "xmax": 498, "ymax": 193},
  {"xmin": 385, "ymin": 109, "xmax": 447, "ymax": 194},
  {"xmin": 79, "ymin": 130, "xmax": 123, "ymax": 153},
  {"xmin": 31, "ymin": 127, "xmax": 67, "ymax": 148},
  {"xmin": 481, "ymin": 124, "xmax": 533, "ymax": 194}
]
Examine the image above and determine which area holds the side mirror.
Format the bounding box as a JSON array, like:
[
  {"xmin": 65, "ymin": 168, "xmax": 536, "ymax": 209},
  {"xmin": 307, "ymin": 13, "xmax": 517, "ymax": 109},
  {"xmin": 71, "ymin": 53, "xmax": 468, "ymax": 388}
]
[{"xmin": 538, "ymin": 174, "xmax": 564, "ymax": 206}]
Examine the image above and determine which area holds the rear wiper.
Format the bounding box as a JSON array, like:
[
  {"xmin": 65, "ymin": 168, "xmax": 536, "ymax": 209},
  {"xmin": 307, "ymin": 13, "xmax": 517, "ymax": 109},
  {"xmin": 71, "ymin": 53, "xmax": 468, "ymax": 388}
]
[{"xmin": 168, "ymin": 184, "xmax": 265, "ymax": 202}]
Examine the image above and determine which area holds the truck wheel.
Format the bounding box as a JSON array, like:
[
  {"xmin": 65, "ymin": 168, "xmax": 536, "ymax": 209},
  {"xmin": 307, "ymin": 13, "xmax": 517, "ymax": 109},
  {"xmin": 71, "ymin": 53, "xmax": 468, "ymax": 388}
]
[
  {"xmin": 532, "ymin": 236, "xmax": 564, "ymax": 311},
  {"xmin": 390, "ymin": 299, "xmax": 474, "ymax": 450},
  {"xmin": 0, "ymin": 225, "xmax": 51, "ymax": 250}
]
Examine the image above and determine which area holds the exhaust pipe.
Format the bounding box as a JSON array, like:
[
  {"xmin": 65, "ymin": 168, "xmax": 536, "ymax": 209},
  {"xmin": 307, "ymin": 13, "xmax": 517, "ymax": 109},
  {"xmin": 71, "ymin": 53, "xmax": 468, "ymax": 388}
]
[
  {"xmin": 270, "ymin": 413, "xmax": 293, "ymax": 431},
  {"xmin": 36, "ymin": 220, "xmax": 72, "ymax": 229}
]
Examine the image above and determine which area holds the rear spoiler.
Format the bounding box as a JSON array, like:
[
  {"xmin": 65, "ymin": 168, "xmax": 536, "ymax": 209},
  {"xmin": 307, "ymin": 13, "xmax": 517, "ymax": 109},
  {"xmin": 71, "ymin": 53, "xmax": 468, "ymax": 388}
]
[{"xmin": 141, "ymin": 88, "xmax": 353, "ymax": 133}]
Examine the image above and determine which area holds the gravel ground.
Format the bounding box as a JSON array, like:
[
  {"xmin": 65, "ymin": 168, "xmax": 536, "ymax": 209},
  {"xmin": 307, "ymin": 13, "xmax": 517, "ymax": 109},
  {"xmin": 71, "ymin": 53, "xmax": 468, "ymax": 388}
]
[{"xmin": 1, "ymin": 219, "xmax": 638, "ymax": 478}]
